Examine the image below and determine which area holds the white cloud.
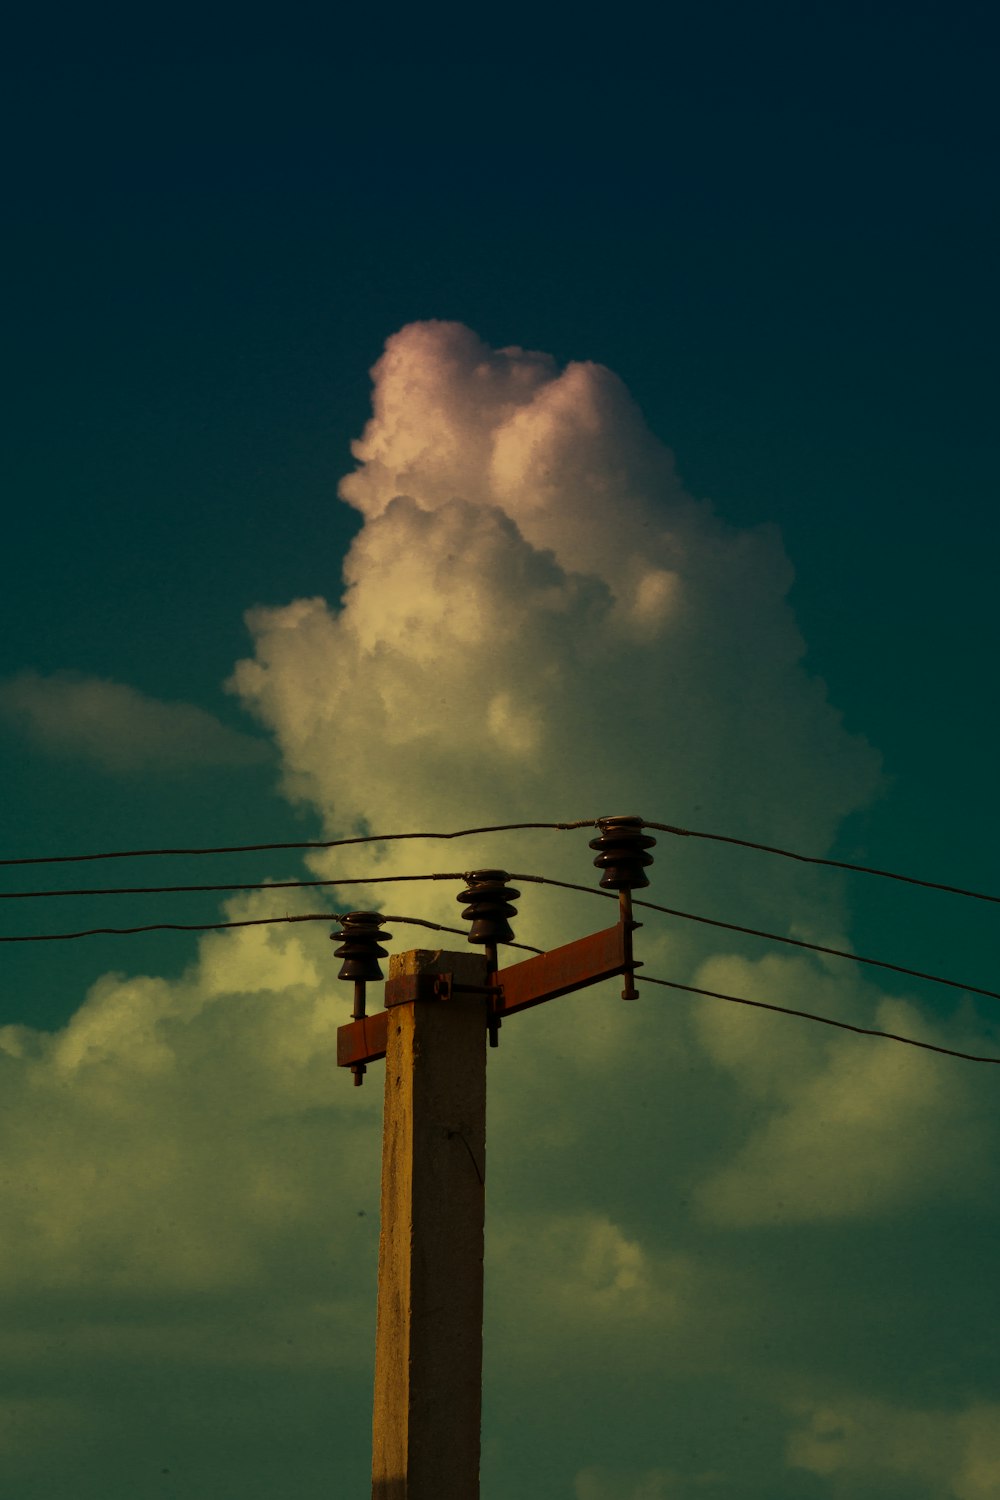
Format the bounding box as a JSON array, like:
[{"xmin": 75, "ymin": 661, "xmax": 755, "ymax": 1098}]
[
  {"xmin": 787, "ymin": 1397, "xmax": 1000, "ymax": 1497},
  {"xmin": 0, "ymin": 323, "xmax": 899, "ymax": 1321},
  {"xmin": 229, "ymin": 320, "xmax": 880, "ymax": 968},
  {"xmin": 0, "ymin": 890, "xmax": 379, "ymax": 1301},
  {"xmin": 690, "ymin": 950, "xmax": 997, "ymax": 1225},
  {"xmin": 486, "ymin": 1211, "xmax": 702, "ymax": 1374},
  {"xmin": 0, "ymin": 670, "xmax": 270, "ymax": 772},
  {"xmin": 12, "ymin": 323, "xmax": 986, "ymax": 1494}
]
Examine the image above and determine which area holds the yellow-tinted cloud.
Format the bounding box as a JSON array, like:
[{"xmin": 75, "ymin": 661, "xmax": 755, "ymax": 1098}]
[
  {"xmin": 0, "ymin": 671, "xmax": 270, "ymax": 772},
  {"xmin": 787, "ymin": 1397, "xmax": 1000, "ymax": 1497},
  {"xmin": 691, "ymin": 951, "xmax": 997, "ymax": 1225},
  {"xmin": 8, "ymin": 323, "xmax": 984, "ymax": 1494},
  {"xmin": 229, "ymin": 322, "xmax": 880, "ymax": 962},
  {"xmin": 0, "ymin": 893, "xmax": 379, "ymax": 1301}
]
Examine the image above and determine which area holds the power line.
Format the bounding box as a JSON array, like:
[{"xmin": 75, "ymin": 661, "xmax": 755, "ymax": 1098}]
[
  {"xmin": 0, "ymin": 820, "xmax": 598, "ymax": 868},
  {"xmin": 512, "ymin": 874, "xmax": 1000, "ymax": 1004},
  {"xmin": 380, "ymin": 917, "xmax": 543, "ymax": 955},
  {"xmin": 641, "ymin": 973, "xmax": 1000, "ymax": 1066},
  {"xmin": 647, "ymin": 820, "xmax": 1000, "ymax": 906},
  {"xmin": 633, "ymin": 896, "xmax": 1000, "ymax": 1002},
  {"xmin": 6, "ymin": 913, "xmax": 991, "ymax": 1062},
  {"xmin": 0, "ymin": 873, "xmax": 468, "ymax": 899},
  {"xmin": 0, "ymin": 911, "xmax": 543, "ymax": 952},
  {"xmin": 3, "ymin": 898, "xmax": 993, "ymax": 1061},
  {"xmin": 2, "ymin": 811, "xmax": 996, "ymax": 906},
  {"xmin": 0, "ymin": 915, "xmax": 339, "ymax": 942},
  {"xmin": 3, "ymin": 861, "xmax": 995, "ymax": 1003}
]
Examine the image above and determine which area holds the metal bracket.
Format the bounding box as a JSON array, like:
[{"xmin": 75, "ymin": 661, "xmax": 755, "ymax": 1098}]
[
  {"xmin": 337, "ymin": 921, "xmax": 632, "ymax": 1073},
  {"xmin": 383, "ymin": 974, "xmax": 504, "ymax": 1008},
  {"xmin": 384, "ymin": 972, "xmax": 454, "ymax": 1007}
]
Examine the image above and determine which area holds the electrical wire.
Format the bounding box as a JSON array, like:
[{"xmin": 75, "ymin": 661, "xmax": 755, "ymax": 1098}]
[
  {"xmin": 0, "ymin": 873, "xmax": 467, "ymax": 899},
  {"xmin": 2, "ymin": 812, "xmax": 996, "ymax": 905},
  {"xmin": 0, "ymin": 915, "xmax": 339, "ymax": 942},
  {"xmin": 7, "ymin": 911, "xmax": 989, "ymax": 1061},
  {"xmin": 647, "ymin": 821, "xmax": 1000, "ymax": 906},
  {"xmin": 2, "ymin": 895, "xmax": 994, "ymax": 1061},
  {"xmin": 3, "ymin": 862, "xmax": 996, "ymax": 1003},
  {"xmin": 511, "ymin": 874, "xmax": 1000, "ymax": 1003},
  {"xmin": 0, "ymin": 820, "xmax": 598, "ymax": 868},
  {"xmin": 640, "ymin": 973, "xmax": 1000, "ymax": 1065},
  {"xmin": 378, "ymin": 916, "xmax": 543, "ymax": 955},
  {"xmin": 0, "ymin": 911, "xmax": 542, "ymax": 953}
]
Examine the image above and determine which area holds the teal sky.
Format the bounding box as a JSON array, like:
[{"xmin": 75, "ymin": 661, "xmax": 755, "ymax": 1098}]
[{"xmin": 2, "ymin": 8, "xmax": 999, "ymax": 1497}]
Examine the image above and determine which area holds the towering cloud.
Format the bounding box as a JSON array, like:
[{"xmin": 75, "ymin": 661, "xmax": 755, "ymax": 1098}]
[
  {"xmin": 230, "ymin": 320, "xmax": 880, "ymax": 954},
  {"xmin": 4, "ymin": 323, "xmax": 993, "ymax": 1498}
]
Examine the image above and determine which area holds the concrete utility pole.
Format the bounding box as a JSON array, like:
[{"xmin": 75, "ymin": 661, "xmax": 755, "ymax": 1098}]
[
  {"xmin": 371, "ymin": 946, "xmax": 489, "ymax": 1498},
  {"xmin": 334, "ymin": 817, "xmax": 655, "ymax": 1500}
]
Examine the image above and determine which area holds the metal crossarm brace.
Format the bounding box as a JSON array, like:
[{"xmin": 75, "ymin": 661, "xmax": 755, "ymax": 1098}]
[{"xmin": 336, "ymin": 921, "xmax": 633, "ymax": 1071}]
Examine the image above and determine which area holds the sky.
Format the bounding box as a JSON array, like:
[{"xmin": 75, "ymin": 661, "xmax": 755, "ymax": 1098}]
[{"xmin": 2, "ymin": 6, "xmax": 999, "ymax": 1496}]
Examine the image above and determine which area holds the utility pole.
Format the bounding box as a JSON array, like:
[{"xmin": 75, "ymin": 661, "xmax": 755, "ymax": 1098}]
[
  {"xmin": 333, "ymin": 817, "xmax": 655, "ymax": 1500},
  {"xmin": 371, "ymin": 944, "xmax": 488, "ymax": 1498}
]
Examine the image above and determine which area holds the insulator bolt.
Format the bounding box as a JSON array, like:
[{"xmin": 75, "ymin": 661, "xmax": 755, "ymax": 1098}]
[
  {"xmin": 457, "ymin": 870, "xmax": 519, "ymax": 1050},
  {"xmin": 332, "ymin": 912, "xmax": 392, "ymax": 1087}
]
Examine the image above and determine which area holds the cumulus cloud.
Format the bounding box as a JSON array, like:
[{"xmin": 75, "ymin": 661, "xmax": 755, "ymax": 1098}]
[
  {"xmin": 787, "ymin": 1397, "xmax": 1000, "ymax": 1497},
  {"xmin": 486, "ymin": 1211, "xmax": 709, "ymax": 1376},
  {"xmin": 0, "ymin": 670, "xmax": 271, "ymax": 772},
  {"xmin": 0, "ymin": 893, "xmax": 378, "ymax": 1299},
  {"xmin": 229, "ymin": 320, "xmax": 880, "ymax": 968},
  {"xmin": 7, "ymin": 322, "xmax": 990, "ymax": 1495},
  {"xmin": 690, "ymin": 950, "xmax": 999, "ymax": 1226}
]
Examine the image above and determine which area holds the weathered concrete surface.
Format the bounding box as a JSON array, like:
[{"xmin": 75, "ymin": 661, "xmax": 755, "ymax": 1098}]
[{"xmin": 371, "ymin": 949, "xmax": 488, "ymax": 1500}]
